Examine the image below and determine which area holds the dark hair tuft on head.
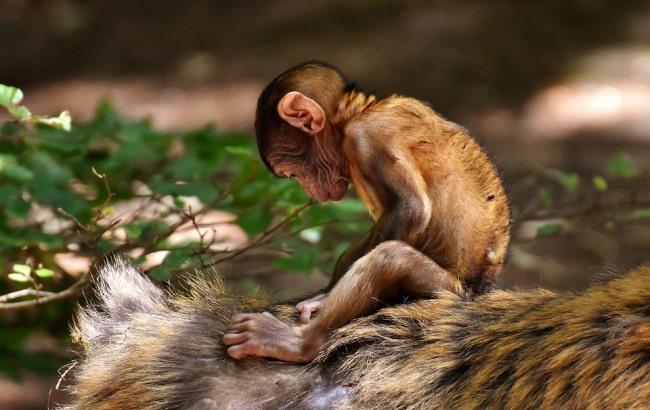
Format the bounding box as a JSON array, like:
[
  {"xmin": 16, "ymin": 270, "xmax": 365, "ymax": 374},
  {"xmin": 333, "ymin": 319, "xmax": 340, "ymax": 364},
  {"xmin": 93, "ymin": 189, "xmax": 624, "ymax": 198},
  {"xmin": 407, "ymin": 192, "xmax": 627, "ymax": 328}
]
[{"xmin": 255, "ymin": 62, "xmax": 353, "ymax": 171}]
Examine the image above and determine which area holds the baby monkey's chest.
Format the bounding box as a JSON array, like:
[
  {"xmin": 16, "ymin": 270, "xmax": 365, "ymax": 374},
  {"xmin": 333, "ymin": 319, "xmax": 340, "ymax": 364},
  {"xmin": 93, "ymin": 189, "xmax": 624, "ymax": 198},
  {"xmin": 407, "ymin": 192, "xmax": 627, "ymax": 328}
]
[{"xmin": 349, "ymin": 166, "xmax": 383, "ymax": 221}]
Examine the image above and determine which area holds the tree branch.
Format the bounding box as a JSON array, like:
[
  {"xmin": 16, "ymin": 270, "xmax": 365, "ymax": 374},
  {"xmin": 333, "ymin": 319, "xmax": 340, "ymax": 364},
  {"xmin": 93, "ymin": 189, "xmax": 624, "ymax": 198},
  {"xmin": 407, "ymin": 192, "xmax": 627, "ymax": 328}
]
[{"xmin": 0, "ymin": 275, "xmax": 89, "ymax": 311}]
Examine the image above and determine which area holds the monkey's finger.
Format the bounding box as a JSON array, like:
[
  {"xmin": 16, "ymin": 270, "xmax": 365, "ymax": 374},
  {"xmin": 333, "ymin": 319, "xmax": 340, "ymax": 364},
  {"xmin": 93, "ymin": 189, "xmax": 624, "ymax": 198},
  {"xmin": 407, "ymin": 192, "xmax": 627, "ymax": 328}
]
[
  {"xmin": 223, "ymin": 332, "xmax": 248, "ymax": 346},
  {"xmin": 299, "ymin": 309, "xmax": 312, "ymax": 324},
  {"xmin": 225, "ymin": 322, "xmax": 249, "ymax": 333},
  {"xmin": 227, "ymin": 345, "xmax": 246, "ymax": 360},
  {"xmin": 227, "ymin": 342, "xmax": 259, "ymax": 360},
  {"xmin": 230, "ymin": 314, "xmax": 252, "ymax": 323}
]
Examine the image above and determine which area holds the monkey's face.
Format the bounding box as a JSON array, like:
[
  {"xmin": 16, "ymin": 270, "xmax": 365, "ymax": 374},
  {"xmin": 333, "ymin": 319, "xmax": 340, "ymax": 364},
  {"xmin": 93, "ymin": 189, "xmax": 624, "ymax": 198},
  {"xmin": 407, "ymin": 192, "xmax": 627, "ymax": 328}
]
[
  {"xmin": 266, "ymin": 131, "xmax": 349, "ymax": 203},
  {"xmin": 271, "ymin": 157, "xmax": 349, "ymax": 203},
  {"xmin": 293, "ymin": 168, "xmax": 349, "ymax": 203}
]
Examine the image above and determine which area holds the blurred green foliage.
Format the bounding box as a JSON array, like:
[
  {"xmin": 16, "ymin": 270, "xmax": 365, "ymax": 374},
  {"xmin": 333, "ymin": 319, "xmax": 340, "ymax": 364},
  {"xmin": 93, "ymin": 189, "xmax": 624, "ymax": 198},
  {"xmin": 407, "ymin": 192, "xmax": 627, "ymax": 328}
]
[
  {"xmin": 0, "ymin": 83, "xmax": 70, "ymax": 131},
  {"xmin": 0, "ymin": 85, "xmax": 369, "ymax": 379}
]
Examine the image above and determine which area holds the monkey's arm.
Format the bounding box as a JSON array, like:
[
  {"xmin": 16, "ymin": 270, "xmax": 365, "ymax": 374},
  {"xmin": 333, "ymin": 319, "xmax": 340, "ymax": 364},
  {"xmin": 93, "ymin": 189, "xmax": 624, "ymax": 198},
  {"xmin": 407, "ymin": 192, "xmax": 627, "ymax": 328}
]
[
  {"xmin": 299, "ymin": 123, "xmax": 440, "ymax": 322},
  {"xmin": 225, "ymin": 240, "xmax": 463, "ymax": 362},
  {"xmin": 329, "ymin": 128, "xmax": 433, "ymax": 281},
  {"xmin": 296, "ymin": 230, "xmax": 374, "ymax": 323},
  {"xmin": 294, "ymin": 230, "xmax": 373, "ymax": 323},
  {"xmin": 328, "ymin": 229, "xmax": 373, "ymax": 287}
]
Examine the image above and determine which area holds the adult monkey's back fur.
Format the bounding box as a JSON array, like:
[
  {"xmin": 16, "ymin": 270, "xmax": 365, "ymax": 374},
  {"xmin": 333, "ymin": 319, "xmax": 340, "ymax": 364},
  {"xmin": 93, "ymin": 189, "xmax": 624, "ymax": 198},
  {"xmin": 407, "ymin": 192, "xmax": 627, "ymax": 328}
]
[{"xmin": 61, "ymin": 257, "xmax": 650, "ymax": 409}]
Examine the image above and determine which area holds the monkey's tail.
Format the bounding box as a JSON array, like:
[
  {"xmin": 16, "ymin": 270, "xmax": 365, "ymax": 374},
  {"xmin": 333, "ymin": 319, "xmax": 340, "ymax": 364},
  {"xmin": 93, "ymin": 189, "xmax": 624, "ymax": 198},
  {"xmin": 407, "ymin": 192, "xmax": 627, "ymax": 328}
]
[
  {"xmin": 70, "ymin": 254, "xmax": 171, "ymax": 348},
  {"xmin": 62, "ymin": 256, "xmax": 329, "ymax": 410}
]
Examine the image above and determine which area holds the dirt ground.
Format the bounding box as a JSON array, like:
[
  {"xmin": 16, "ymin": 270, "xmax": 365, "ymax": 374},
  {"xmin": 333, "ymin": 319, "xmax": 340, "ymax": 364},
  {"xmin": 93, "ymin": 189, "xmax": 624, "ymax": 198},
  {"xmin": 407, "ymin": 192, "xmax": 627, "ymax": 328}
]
[{"xmin": 1, "ymin": 1, "xmax": 650, "ymax": 408}]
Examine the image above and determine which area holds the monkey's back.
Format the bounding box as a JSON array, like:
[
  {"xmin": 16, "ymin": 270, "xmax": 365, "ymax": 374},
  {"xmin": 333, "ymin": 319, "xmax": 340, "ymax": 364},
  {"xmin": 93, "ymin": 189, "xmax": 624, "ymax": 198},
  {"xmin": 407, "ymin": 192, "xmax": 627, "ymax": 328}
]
[
  {"xmin": 63, "ymin": 258, "xmax": 650, "ymax": 409},
  {"xmin": 345, "ymin": 94, "xmax": 511, "ymax": 291},
  {"xmin": 321, "ymin": 264, "xmax": 650, "ymax": 409}
]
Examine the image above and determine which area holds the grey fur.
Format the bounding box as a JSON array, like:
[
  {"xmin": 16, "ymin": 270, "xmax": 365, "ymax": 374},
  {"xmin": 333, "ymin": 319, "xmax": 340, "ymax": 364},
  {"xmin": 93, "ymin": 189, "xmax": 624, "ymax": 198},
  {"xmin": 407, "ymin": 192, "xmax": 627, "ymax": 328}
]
[{"xmin": 60, "ymin": 257, "xmax": 650, "ymax": 409}]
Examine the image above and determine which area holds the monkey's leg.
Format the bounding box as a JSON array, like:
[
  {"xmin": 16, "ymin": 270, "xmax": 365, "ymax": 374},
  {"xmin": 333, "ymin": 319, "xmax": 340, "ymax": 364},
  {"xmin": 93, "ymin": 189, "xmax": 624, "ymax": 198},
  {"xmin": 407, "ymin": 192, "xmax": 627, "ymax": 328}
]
[
  {"xmin": 296, "ymin": 293, "xmax": 328, "ymax": 323},
  {"xmin": 315, "ymin": 240, "xmax": 463, "ymax": 330},
  {"xmin": 224, "ymin": 240, "xmax": 462, "ymax": 362},
  {"xmin": 295, "ymin": 230, "xmax": 376, "ymax": 323}
]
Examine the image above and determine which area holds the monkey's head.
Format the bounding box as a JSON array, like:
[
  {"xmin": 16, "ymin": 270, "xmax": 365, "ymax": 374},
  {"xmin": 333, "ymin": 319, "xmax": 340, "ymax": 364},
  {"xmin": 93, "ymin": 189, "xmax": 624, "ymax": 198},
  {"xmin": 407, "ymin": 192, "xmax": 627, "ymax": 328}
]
[{"xmin": 255, "ymin": 62, "xmax": 353, "ymax": 202}]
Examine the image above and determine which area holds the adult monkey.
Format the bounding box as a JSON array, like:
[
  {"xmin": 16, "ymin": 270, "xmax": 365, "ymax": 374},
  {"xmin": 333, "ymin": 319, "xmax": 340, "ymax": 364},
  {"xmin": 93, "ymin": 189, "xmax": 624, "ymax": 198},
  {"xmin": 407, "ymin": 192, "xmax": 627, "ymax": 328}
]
[{"xmin": 224, "ymin": 61, "xmax": 511, "ymax": 362}]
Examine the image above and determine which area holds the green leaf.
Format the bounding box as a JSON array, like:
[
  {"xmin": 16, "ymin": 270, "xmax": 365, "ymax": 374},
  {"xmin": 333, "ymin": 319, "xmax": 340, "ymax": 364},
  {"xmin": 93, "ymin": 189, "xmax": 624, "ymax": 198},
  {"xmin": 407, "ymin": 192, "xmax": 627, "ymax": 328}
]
[
  {"xmin": 0, "ymin": 83, "xmax": 24, "ymax": 106},
  {"xmin": 12, "ymin": 264, "xmax": 31, "ymax": 275},
  {"xmin": 274, "ymin": 246, "xmax": 319, "ymax": 272},
  {"xmin": 0, "ymin": 185, "xmax": 30, "ymax": 219},
  {"xmin": 149, "ymin": 267, "xmax": 172, "ymax": 281},
  {"xmin": 24, "ymin": 152, "xmax": 72, "ymax": 185},
  {"xmin": 34, "ymin": 111, "xmax": 72, "ymax": 131},
  {"xmin": 632, "ymin": 208, "xmax": 650, "ymax": 219},
  {"xmin": 148, "ymin": 176, "xmax": 218, "ymax": 203},
  {"xmin": 536, "ymin": 223, "xmax": 563, "ymax": 237},
  {"xmin": 1, "ymin": 165, "xmax": 35, "ymax": 183},
  {"xmin": 225, "ymin": 145, "xmax": 254, "ymax": 157},
  {"xmin": 331, "ymin": 198, "xmax": 366, "ymax": 214},
  {"xmin": 550, "ymin": 170, "xmax": 579, "ymax": 192},
  {"xmin": 0, "ymin": 84, "xmax": 71, "ymax": 129},
  {"xmin": 8, "ymin": 273, "xmax": 30, "ymax": 282},
  {"xmin": 608, "ymin": 152, "xmax": 636, "ymax": 178},
  {"xmin": 17, "ymin": 352, "xmax": 66, "ymax": 377},
  {"xmin": 241, "ymin": 278, "xmax": 261, "ymax": 295},
  {"xmin": 173, "ymin": 197, "xmax": 185, "ymax": 208},
  {"xmin": 537, "ymin": 188, "xmax": 552, "ymax": 205},
  {"xmin": 592, "ymin": 176, "xmax": 608, "ymax": 191},
  {"xmin": 8, "ymin": 105, "xmax": 31, "ymax": 120},
  {"xmin": 614, "ymin": 208, "xmax": 650, "ymax": 222},
  {"xmin": 124, "ymin": 224, "xmax": 143, "ymax": 239},
  {"xmin": 34, "ymin": 268, "xmax": 55, "ymax": 278},
  {"xmin": 331, "ymin": 242, "xmax": 350, "ymax": 260},
  {"xmin": 0, "ymin": 84, "xmax": 31, "ymax": 120},
  {"xmin": 236, "ymin": 207, "xmax": 273, "ymax": 235},
  {"xmin": 150, "ymin": 249, "xmax": 194, "ymax": 280},
  {"xmin": 0, "ymin": 153, "xmax": 16, "ymax": 171},
  {"xmin": 0, "ymin": 154, "xmax": 35, "ymax": 182},
  {"xmin": 0, "ymin": 358, "xmax": 22, "ymax": 381}
]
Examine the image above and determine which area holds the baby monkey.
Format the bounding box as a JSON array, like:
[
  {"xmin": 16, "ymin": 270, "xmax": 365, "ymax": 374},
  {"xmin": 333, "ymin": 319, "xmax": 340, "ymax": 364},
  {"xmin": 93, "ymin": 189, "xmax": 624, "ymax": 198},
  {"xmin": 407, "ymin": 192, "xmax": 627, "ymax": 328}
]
[{"xmin": 224, "ymin": 61, "xmax": 511, "ymax": 362}]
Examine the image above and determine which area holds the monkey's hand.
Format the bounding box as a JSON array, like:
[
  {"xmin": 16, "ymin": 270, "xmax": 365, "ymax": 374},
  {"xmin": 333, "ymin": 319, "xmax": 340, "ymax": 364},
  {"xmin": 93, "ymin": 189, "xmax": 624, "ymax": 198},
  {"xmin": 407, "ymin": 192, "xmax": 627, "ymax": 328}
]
[
  {"xmin": 223, "ymin": 312, "xmax": 321, "ymax": 363},
  {"xmin": 296, "ymin": 293, "xmax": 327, "ymax": 323}
]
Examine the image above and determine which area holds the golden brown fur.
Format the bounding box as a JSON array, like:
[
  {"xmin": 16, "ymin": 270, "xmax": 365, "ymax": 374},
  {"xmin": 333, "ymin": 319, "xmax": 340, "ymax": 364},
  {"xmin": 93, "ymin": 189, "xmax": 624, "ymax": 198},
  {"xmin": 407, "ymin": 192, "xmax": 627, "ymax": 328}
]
[
  {"xmin": 60, "ymin": 257, "xmax": 650, "ymax": 409},
  {"xmin": 257, "ymin": 62, "xmax": 511, "ymax": 295},
  {"xmin": 226, "ymin": 63, "xmax": 512, "ymax": 363},
  {"xmin": 336, "ymin": 91, "xmax": 510, "ymax": 290}
]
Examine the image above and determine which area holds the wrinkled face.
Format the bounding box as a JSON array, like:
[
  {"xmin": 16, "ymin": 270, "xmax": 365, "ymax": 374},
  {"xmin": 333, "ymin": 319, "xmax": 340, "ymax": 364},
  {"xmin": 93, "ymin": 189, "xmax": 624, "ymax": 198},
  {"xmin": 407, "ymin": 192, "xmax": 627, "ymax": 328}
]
[{"xmin": 266, "ymin": 129, "xmax": 349, "ymax": 202}]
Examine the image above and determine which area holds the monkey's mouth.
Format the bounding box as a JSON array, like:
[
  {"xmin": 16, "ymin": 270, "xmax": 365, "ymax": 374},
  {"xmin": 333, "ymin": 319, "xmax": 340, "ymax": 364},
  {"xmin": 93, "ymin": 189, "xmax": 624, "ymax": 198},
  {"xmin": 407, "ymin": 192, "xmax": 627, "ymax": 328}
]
[
  {"xmin": 308, "ymin": 179, "xmax": 349, "ymax": 202},
  {"xmin": 330, "ymin": 178, "xmax": 350, "ymax": 201},
  {"xmin": 325, "ymin": 178, "xmax": 349, "ymax": 202}
]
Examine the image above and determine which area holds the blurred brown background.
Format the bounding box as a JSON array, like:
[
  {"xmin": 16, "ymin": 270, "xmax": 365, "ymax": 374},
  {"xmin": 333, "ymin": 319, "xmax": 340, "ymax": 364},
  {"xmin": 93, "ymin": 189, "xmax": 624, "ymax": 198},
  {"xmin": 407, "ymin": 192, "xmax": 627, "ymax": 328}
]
[{"xmin": 1, "ymin": 0, "xmax": 649, "ymax": 408}]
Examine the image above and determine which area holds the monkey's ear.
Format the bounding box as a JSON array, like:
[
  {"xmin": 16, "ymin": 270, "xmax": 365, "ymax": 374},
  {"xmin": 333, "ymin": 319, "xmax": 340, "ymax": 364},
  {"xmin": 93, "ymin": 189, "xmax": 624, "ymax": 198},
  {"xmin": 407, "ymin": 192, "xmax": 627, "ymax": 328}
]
[{"xmin": 277, "ymin": 91, "xmax": 326, "ymax": 135}]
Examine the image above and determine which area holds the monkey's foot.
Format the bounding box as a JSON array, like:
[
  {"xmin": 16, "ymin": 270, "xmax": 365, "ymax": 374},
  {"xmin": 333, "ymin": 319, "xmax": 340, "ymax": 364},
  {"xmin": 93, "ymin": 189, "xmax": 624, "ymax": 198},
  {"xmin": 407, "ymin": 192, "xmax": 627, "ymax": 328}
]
[
  {"xmin": 296, "ymin": 293, "xmax": 327, "ymax": 323},
  {"xmin": 223, "ymin": 312, "xmax": 321, "ymax": 363}
]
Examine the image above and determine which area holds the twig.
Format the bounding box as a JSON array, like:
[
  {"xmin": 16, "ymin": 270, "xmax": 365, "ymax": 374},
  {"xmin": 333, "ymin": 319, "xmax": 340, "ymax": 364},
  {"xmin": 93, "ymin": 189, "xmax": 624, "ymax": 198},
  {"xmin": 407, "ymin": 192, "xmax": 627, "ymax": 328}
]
[
  {"xmin": 134, "ymin": 189, "xmax": 233, "ymax": 255},
  {"xmin": 92, "ymin": 166, "xmax": 115, "ymax": 221},
  {"xmin": 0, "ymin": 275, "xmax": 89, "ymax": 311},
  {"xmin": 57, "ymin": 208, "xmax": 89, "ymax": 232},
  {"xmin": 206, "ymin": 202, "xmax": 312, "ymax": 266},
  {"xmin": 520, "ymin": 198, "xmax": 650, "ymax": 222},
  {"xmin": 0, "ymin": 288, "xmax": 56, "ymax": 303}
]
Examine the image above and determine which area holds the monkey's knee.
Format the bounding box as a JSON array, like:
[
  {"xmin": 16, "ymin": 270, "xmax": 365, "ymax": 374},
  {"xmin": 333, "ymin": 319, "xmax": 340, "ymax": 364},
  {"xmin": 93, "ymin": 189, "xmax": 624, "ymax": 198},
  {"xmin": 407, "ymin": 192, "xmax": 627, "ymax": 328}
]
[
  {"xmin": 358, "ymin": 241, "xmax": 422, "ymax": 276},
  {"xmin": 373, "ymin": 240, "xmax": 412, "ymax": 252},
  {"xmin": 370, "ymin": 240, "xmax": 418, "ymax": 262}
]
